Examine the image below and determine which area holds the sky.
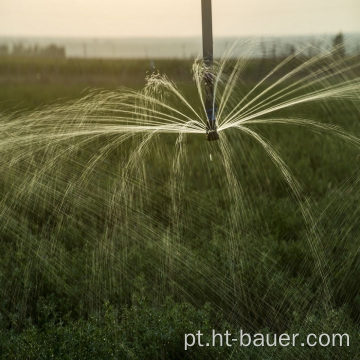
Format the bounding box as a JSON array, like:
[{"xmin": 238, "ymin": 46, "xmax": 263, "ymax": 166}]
[{"xmin": 1, "ymin": 0, "xmax": 359, "ymax": 38}]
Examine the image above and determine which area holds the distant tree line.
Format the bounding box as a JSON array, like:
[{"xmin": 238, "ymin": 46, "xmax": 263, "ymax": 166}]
[
  {"xmin": 0, "ymin": 32, "xmax": 356, "ymax": 60},
  {"xmin": 332, "ymin": 32, "xmax": 345, "ymax": 58},
  {"xmin": 260, "ymin": 32, "xmax": 355, "ymax": 60},
  {"xmin": 0, "ymin": 43, "xmax": 65, "ymax": 58}
]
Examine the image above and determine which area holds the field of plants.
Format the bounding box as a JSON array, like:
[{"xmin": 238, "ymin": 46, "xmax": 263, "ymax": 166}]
[{"xmin": 0, "ymin": 53, "xmax": 359, "ymax": 359}]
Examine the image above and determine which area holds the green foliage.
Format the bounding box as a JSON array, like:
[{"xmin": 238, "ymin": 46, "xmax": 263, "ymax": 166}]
[
  {"xmin": 0, "ymin": 300, "xmax": 359, "ymax": 359},
  {"xmin": 0, "ymin": 56, "xmax": 360, "ymax": 358}
]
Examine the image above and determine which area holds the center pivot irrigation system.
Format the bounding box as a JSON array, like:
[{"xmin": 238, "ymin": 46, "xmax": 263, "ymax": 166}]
[{"xmin": 202, "ymin": 0, "xmax": 219, "ymax": 141}]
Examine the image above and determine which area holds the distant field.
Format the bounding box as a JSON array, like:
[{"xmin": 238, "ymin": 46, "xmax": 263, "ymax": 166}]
[
  {"xmin": 0, "ymin": 55, "xmax": 330, "ymax": 111},
  {"xmin": 0, "ymin": 56, "xmax": 196, "ymax": 111}
]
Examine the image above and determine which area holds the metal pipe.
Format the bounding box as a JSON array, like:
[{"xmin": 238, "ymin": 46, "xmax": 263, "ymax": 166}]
[{"xmin": 201, "ymin": 0, "xmax": 219, "ymax": 141}]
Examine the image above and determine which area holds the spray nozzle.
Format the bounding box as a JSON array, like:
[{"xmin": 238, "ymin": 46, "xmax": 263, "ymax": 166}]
[{"xmin": 206, "ymin": 107, "xmax": 219, "ymax": 141}]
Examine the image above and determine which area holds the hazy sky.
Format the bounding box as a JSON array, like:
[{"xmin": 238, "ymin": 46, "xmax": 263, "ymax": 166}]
[{"xmin": 1, "ymin": 0, "xmax": 359, "ymax": 38}]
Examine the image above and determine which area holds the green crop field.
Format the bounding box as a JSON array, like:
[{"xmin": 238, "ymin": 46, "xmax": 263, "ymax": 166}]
[{"xmin": 0, "ymin": 53, "xmax": 359, "ymax": 359}]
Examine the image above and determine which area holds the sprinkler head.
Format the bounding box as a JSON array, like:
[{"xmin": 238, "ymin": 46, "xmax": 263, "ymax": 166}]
[
  {"xmin": 206, "ymin": 128, "xmax": 219, "ymax": 141},
  {"xmin": 206, "ymin": 107, "xmax": 219, "ymax": 141}
]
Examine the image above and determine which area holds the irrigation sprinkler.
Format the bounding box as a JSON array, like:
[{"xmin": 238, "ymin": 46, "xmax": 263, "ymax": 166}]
[{"xmin": 202, "ymin": 0, "xmax": 219, "ymax": 141}]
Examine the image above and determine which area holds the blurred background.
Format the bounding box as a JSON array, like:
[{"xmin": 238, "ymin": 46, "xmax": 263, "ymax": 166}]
[
  {"xmin": 1, "ymin": 0, "xmax": 360, "ymax": 58},
  {"xmin": 0, "ymin": 0, "xmax": 359, "ymax": 112}
]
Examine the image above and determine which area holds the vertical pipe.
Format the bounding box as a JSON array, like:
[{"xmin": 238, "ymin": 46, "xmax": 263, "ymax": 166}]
[
  {"xmin": 201, "ymin": 0, "xmax": 214, "ymax": 67},
  {"xmin": 201, "ymin": 0, "xmax": 219, "ymax": 140}
]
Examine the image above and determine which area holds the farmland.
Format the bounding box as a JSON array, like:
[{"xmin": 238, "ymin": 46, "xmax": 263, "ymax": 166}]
[{"xmin": 0, "ymin": 54, "xmax": 359, "ymax": 359}]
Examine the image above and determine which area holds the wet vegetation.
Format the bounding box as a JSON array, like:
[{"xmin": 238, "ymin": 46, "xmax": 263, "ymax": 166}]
[{"xmin": 0, "ymin": 52, "xmax": 360, "ymax": 359}]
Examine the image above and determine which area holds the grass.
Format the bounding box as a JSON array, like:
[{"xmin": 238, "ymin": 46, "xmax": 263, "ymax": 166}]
[
  {"xmin": 0, "ymin": 56, "xmax": 195, "ymax": 112},
  {"xmin": 0, "ymin": 54, "xmax": 359, "ymax": 359}
]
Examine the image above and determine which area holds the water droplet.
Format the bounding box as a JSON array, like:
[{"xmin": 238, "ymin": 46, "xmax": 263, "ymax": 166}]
[{"xmin": 210, "ymin": 154, "xmax": 212, "ymax": 161}]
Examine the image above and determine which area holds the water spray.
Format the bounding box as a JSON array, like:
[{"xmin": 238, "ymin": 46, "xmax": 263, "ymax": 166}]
[{"xmin": 202, "ymin": 0, "xmax": 219, "ymax": 141}]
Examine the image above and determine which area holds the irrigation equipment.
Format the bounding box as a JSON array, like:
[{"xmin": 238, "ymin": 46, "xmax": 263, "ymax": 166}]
[{"xmin": 202, "ymin": 0, "xmax": 219, "ymax": 141}]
